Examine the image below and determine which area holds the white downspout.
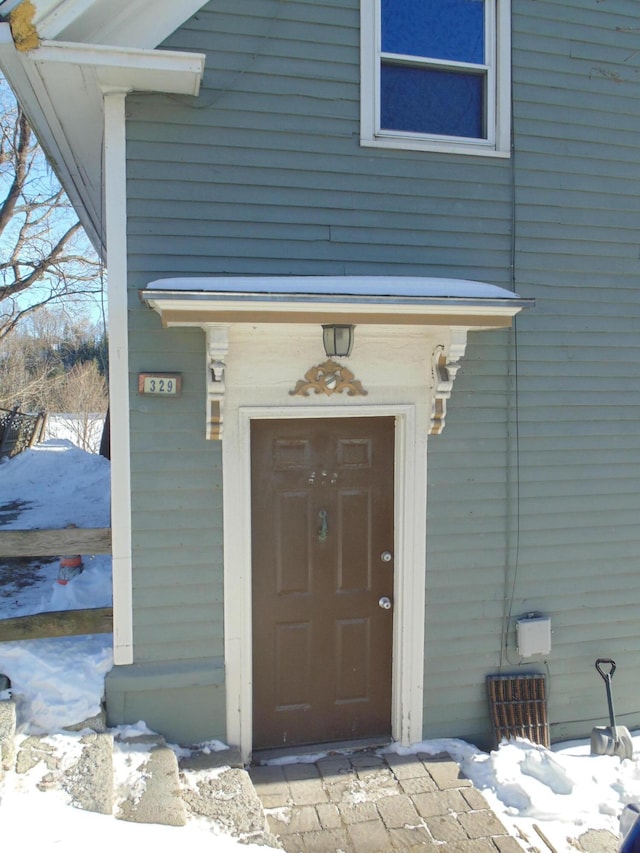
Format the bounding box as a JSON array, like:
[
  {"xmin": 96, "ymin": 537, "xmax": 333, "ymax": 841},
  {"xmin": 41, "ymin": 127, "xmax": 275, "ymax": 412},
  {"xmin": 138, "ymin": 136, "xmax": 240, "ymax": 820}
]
[{"xmin": 103, "ymin": 88, "xmax": 133, "ymax": 664}]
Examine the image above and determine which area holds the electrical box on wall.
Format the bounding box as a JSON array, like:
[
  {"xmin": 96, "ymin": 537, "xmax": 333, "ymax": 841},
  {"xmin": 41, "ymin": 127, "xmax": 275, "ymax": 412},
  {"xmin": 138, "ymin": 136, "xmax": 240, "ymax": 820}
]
[{"xmin": 516, "ymin": 615, "xmax": 552, "ymax": 657}]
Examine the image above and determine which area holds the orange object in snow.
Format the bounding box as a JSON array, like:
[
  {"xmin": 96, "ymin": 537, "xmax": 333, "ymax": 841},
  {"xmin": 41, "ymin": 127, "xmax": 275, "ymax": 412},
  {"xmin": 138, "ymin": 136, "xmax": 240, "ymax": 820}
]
[{"xmin": 57, "ymin": 554, "xmax": 84, "ymax": 585}]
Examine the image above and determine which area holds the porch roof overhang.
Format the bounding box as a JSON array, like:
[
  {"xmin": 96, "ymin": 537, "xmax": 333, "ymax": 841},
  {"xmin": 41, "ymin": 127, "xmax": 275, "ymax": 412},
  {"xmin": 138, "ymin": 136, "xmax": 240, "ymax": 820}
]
[{"xmin": 141, "ymin": 276, "xmax": 533, "ymax": 330}]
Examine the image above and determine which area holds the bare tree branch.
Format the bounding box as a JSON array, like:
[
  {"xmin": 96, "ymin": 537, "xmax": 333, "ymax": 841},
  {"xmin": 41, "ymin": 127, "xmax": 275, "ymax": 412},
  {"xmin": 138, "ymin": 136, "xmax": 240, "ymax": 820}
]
[{"xmin": 0, "ymin": 75, "xmax": 103, "ymax": 339}]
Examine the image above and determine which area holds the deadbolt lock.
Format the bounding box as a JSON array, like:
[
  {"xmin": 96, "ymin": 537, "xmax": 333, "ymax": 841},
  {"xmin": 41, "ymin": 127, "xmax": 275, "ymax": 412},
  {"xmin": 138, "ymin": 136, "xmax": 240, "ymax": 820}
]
[{"xmin": 381, "ymin": 551, "xmax": 392, "ymax": 562}]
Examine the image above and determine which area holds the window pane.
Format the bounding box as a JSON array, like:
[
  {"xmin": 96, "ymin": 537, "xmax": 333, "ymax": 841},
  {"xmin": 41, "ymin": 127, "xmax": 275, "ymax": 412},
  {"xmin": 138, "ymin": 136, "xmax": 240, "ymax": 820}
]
[
  {"xmin": 381, "ymin": 63, "xmax": 485, "ymax": 138},
  {"xmin": 382, "ymin": 0, "xmax": 485, "ymax": 64}
]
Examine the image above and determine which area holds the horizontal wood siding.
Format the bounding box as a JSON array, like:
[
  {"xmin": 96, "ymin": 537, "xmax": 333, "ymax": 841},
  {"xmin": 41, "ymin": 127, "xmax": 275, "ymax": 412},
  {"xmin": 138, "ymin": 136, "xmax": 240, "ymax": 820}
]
[
  {"xmin": 127, "ymin": 0, "xmax": 512, "ymax": 284},
  {"xmin": 128, "ymin": 304, "xmax": 223, "ymax": 664},
  {"xmin": 506, "ymin": 0, "xmax": 640, "ymax": 744},
  {"xmin": 426, "ymin": 0, "xmax": 640, "ymax": 745},
  {"xmin": 126, "ymin": 0, "xmax": 640, "ymax": 744}
]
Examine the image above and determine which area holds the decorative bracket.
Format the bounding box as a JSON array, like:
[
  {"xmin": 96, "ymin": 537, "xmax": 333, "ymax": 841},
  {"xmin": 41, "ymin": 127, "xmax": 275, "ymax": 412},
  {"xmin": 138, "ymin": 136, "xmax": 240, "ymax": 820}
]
[
  {"xmin": 205, "ymin": 325, "xmax": 229, "ymax": 440},
  {"xmin": 290, "ymin": 359, "xmax": 367, "ymax": 397},
  {"xmin": 430, "ymin": 330, "xmax": 468, "ymax": 435}
]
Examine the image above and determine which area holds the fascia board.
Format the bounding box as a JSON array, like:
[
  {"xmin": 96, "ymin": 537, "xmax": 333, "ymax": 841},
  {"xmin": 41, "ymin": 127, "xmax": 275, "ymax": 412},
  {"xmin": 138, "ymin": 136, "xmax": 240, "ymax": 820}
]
[
  {"xmin": 62, "ymin": 0, "xmax": 210, "ymax": 50},
  {"xmin": 0, "ymin": 26, "xmax": 104, "ymax": 253},
  {"xmin": 141, "ymin": 293, "xmax": 528, "ymax": 332},
  {"xmin": 25, "ymin": 0, "xmax": 210, "ymax": 50},
  {"xmin": 36, "ymin": 40, "xmax": 205, "ymax": 95}
]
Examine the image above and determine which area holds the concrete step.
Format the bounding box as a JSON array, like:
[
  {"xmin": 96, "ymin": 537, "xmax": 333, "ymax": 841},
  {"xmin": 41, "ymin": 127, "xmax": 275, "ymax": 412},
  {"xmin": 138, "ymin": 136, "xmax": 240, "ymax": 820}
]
[
  {"xmin": 178, "ymin": 749, "xmax": 281, "ymax": 847},
  {"xmin": 0, "ymin": 702, "xmax": 278, "ymax": 843},
  {"xmin": 114, "ymin": 732, "xmax": 186, "ymax": 826},
  {"xmin": 0, "ymin": 696, "xmax": 16, "ymax": 776}
]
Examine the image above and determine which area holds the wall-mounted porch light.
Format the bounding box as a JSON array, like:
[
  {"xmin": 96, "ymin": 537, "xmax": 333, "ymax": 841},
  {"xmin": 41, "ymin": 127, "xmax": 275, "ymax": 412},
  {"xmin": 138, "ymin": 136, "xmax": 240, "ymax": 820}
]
[{"xmin": 322, "ymin": 324, "xmax": 354, "ymax": 358}]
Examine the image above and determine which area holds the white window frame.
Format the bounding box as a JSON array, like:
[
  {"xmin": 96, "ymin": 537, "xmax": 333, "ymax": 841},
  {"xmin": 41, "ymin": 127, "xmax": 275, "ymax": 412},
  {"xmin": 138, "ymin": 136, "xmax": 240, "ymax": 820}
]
[{"xmin": 360, "ymin": 0, "xmax": 511, "ymax": 157}]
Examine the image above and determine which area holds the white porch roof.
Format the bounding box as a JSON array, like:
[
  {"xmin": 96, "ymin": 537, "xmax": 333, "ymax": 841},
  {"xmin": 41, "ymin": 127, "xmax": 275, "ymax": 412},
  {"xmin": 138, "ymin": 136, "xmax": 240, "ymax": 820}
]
[{"xmin": 141, "ymin": 276, "xmax": 533, "ymax": 329}]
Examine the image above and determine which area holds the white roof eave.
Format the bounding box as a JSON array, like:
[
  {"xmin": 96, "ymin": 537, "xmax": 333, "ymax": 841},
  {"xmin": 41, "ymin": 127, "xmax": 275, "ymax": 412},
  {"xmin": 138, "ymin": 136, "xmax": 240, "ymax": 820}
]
[
  {"xmin": 0, "ymin": 0, "xmax": 210, "ymax": 49},
  {"xmin": 0, "ymin": 24, "xmax": 205, "ymax": 254}
]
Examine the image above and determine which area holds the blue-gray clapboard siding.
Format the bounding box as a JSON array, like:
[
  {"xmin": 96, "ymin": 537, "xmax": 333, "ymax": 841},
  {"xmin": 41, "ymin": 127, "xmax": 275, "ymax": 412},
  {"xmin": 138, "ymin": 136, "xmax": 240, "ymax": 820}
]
[{"xmin": 121, "ymin": 0, "xmax": 640, "ymax": 746}]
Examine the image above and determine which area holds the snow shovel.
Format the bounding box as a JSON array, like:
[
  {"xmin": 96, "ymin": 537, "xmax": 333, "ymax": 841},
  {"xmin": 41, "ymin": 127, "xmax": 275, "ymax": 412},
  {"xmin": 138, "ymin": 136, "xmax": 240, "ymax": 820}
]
[{"xmin": 590, "ymin": 658, "xmax": 633, "ymax": 760}]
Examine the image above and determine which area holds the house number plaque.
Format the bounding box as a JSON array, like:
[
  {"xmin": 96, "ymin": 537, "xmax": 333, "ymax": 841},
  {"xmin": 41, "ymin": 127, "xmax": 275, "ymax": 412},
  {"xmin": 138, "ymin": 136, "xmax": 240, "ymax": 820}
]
[{"xmin": 138, "ymin": 372, "xmax": 182, "ymax": 396}]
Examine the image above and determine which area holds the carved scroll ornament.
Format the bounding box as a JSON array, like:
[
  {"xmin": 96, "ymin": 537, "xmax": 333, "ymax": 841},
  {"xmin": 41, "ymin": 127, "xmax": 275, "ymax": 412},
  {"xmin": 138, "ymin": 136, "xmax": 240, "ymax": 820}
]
[{"xmin": 290, "ymin": 359, "xmax": 368, "ymax": 398}]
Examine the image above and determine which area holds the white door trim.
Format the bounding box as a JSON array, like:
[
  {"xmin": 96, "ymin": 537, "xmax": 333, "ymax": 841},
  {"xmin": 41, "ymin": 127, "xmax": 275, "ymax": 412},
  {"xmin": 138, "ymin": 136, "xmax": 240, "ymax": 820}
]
[{"xmin": 223, "ymin": 403, "xmax": 427, "ymax": 762}]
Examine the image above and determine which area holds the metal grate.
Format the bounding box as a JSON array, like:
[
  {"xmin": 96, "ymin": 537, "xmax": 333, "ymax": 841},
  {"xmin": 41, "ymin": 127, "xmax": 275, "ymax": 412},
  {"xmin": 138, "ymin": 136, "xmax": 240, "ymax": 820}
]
[{"xmin": 487, "ymin": 673, "xmax": 549, "ymax": 748}]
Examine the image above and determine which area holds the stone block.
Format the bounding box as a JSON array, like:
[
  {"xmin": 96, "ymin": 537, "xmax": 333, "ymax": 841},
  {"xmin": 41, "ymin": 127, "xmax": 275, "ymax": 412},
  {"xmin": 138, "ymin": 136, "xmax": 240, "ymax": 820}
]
[
  {"xmin": 316, "ymin": 755, "xmax": 353, "ymax": 779},
  {"xmin": 347, "ymin": 819, "xmax": 392, "ymax": 852},
  {"xmin": 303, "ymin": 828, "xmax": 350, "ymax": 852},
  {"xmin": 182, "ymin": 767, "xmax": 267, "ymax": 837},
  {"xmin": 384, "ymin": 753, "xmax": 431, "ymax": 780},
  {"xmin": 577, "ymin": 828, "xmax": 620, "ymax": 853},
  {"xmin": 398, "ymin": 774, "xmax": 437, "ymax": 795},
  {"xmin": 350, "ymin": 752, "xmax": 385, "ymax": 769},
  {"xmin": 250, "ymin": 764, "xmax": 290, "ymax": 795},
  {"xmin": 457, "ymin": 808, "xmax": 508, "ymax": 839},
  {"xmin": 117, "ymin": 743, "xmax": 186, "ymax": 827},
  {"xmin": 424, "ymin": 813, "xmax": 469, "ymax": 843},
  {"xmin": 461, "ymin": 786, "xmax": 492, "ymax": 811},
  {"xmin": 283, "ymin": 763, "xmax": 320, "ymax": 781},
  {"xmin": 338, "ymin": 800, "xmax": 379, "ymax": 824},
  {"xmin": 389, "ymin": 826, "xmax": 440, "ymax": 850},
  {"xmin": 494, "ymin": 836, "xmax": 528, "ymax": 852},
  {"xmin": 16, "ymin": 735, "xmax": 58, "ymax": 774},
  {"xmin": 63, "ymin": 732, "xmax": 113, "ymax": 815},
  {"xmin": 441, "ymin": 840, "xmax": 498, "ymax": 852},
  {"xmin": 422, "ymin": 757, "xmax": 472, "ymax": 790},
  {"xmin": 325, "ymin": 779, "xmax": 354, "ymax": 803},
  {"xmin": 412, "ymin": 787, "xmax": 469, "ymax": 818},
  {"xmin": 0, "ymin": 698, "xmax": 16, "ymax": 771},
  {"xmin": 280, "ymin": 833, "xmax": 304, "ymax": 853},
  {"xmin": 287, "ymin": 777, "xmax": 328, "ymax": 806},
  {"xmin": 316, "ymin": 802, "xmax": 342, "ymax": 829},
  {"xmin": 376, "ymin": 794, "xmax": 421, "ymax": 829},
  {"xmin": 63, "ymin": 707, "xmax": 107, "ymax": 734},
  {"xmin": 260, "ymin": 791, "xmax": 291, "ymax": 809},
  {"xmin": 268, "ymin": 805, "xmax": 321, "ymax": 836}
]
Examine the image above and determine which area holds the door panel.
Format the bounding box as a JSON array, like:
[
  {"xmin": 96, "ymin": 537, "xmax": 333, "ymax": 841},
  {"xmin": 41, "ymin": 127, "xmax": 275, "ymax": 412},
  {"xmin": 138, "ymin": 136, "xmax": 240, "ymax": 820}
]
[{"xmin": 251, "ymin": 417, "xmax": 394, "ymax": 750}]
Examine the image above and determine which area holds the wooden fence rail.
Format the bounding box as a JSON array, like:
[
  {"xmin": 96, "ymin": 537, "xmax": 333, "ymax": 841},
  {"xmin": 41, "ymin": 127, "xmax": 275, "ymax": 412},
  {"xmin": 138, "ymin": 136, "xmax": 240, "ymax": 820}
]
[
  {"xmin": 0, "ymin": 527, "xmax": 113, "ymax": 641},
  {"xmin": 0, "ymin": 607, "xmax": 113, "ymax": 642},
  {"xmin": 0, "ymin": 527, "xmax": 112, "ymax": 558}
]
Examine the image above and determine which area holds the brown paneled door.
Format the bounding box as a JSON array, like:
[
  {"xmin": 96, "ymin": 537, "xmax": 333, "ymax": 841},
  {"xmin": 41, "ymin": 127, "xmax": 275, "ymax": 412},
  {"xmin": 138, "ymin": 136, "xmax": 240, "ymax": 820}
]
[{"xmin": 251, "ymin": 417, "xmax": 395, "ymax": 750}]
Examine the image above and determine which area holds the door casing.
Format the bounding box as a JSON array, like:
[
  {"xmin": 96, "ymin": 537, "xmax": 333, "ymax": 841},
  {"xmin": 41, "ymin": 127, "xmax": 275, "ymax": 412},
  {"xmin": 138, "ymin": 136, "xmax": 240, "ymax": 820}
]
[{"xmin": 223, "ymin": 403, "xmax": 427, "ymax": 762}]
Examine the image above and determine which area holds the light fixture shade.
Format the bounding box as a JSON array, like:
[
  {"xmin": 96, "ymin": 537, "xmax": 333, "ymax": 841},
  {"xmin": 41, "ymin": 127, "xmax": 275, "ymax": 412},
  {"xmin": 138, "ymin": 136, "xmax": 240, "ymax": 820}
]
[{"xmin": 322, "ymin": 324, "xmax": 354, "ymax": 357}]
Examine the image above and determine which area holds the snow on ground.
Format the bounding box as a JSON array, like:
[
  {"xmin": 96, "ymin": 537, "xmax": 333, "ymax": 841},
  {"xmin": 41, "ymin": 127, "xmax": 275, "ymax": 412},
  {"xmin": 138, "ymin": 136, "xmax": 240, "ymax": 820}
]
[
  {"xmin": 1, "ymin": 440, "xmax": 639, "ymax": 851},
  {"xmin": 44, "ymin": 413, "xmax": 105, "ymax": 455}
]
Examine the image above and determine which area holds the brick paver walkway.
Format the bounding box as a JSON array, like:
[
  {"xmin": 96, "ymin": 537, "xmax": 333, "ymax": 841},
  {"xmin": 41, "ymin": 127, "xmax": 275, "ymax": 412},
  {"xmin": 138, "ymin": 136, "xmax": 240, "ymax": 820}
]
[{"xmin": 249, "ymin": 750, "xmax": 525, "ymax": 852}]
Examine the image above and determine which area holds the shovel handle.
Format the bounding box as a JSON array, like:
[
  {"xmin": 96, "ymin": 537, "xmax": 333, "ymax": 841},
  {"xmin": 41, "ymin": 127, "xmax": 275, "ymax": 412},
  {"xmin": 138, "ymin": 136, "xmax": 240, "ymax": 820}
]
[{"xmin": 595, "ymin": 658, "xmax": 616, "ymax": 681}]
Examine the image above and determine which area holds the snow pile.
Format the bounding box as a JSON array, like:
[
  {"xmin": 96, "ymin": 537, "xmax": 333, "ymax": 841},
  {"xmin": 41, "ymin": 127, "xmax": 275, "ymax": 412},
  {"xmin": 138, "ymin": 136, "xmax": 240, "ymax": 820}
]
[
  {"xmin": 0, "ymin": 438, "xmax": 110, "ymax": 531},
  {"xmin": 0, "ymin": 440, "xmax": 112, "ymax": 730},
  {"xmin": 1, "ymin": 635, "xmax": 112, "ymax": 731}
]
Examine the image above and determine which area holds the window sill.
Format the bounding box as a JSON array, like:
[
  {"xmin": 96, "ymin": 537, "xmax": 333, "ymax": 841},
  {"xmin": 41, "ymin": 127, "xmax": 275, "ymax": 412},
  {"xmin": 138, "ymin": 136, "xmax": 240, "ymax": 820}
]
[{"xmin": 360, "ymin": 135, "xmax": 511, "ymax": 158}]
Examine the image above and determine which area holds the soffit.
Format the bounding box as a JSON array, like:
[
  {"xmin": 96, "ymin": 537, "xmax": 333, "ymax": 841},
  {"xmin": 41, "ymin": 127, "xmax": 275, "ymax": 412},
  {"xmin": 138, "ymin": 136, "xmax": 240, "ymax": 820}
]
[{"xmin": 0, "ymin": 0, "xmax": 209, "ymax": 47}]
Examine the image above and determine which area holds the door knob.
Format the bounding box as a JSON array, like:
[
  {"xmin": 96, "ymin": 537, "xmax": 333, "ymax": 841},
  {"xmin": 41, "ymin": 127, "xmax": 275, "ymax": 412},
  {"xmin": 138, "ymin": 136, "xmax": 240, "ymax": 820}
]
[{"xmin": 378, "ymin": 596, "xmax": 392, "ymax": 610}]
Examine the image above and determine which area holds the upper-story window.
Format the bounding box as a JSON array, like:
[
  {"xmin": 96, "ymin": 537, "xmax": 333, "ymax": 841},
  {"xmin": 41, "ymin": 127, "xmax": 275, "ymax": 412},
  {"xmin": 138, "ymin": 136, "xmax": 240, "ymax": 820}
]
[{"xmin": 360, "ymin": 0, "xmax": 511, "ymax": 157}]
